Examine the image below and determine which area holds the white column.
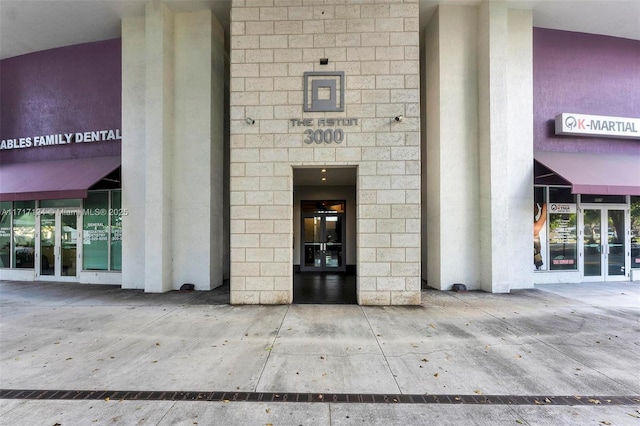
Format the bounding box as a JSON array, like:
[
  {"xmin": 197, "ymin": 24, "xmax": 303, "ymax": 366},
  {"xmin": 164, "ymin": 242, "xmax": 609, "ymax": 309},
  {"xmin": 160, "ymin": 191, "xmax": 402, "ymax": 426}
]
[
  {"xmin": 507, "ymin": 9, "xmax": 534, "ymax": 289},
  {"xmin": 171, "ymin": 11, "xmax": 225, "ymax": 290},
  {"xmin": 425, "ymin": 6, "xmax": 481, "ymax": 290},
  {"xmin": 144, "ymin": 2, "xmax": 174, "ymax": 292},
  {"xmin": 478, "ymin": 4, "xmax": 534, "ymax": 292},
  {"xmin": 121, "ymin": 17, "xmax": 146, "ymax": 289}
]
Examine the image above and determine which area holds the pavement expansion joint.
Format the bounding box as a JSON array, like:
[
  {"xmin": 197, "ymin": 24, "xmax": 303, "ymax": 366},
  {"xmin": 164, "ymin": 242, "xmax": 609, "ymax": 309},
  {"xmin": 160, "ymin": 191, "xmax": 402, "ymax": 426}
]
[{"xmin": 1, "ymin": 390, "xmax": 638, "ymax": 406}]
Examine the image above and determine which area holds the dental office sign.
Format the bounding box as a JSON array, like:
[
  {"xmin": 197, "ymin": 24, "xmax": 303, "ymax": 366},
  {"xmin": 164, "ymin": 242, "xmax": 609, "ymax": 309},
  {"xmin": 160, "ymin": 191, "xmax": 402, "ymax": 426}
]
[
  {"xmin": 0, "ymin": 129, "xmax": 122, "ymax": 151},
  {"xmin": 555, "ymin": 113, "xmax": 640, "ymax": 140}
]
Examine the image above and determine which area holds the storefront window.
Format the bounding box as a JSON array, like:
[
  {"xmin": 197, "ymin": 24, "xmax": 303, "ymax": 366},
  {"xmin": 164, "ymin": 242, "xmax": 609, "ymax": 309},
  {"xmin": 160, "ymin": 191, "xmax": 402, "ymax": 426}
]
[
  {"xmin": 549, "ymin": 186, "xmax": 576, "ymax": 203},
  {"xmin": 13, "ymin": 201, "xmax": 35, "ymax": 269},
  {"xmin": 581, "ymin": 194, "xmax": 626, "ymax": 204},
  {"xmin": 533, "ymin": 187, "xmax": 547, "ymax": 271},
  {"xmin": 632, "ymin": 196, "xmax": 640, "ymax": 269},
  {"xmin": 40, "ymin": 199, "xmax": 81, "ymax": 208},
  {"xmin": 548, "ymin": 201, "xmax": 577, "ymax": 270},
  {"xmin": 83, "ymin": 192, "xmax": 109, "ymax": 270},
  {"xmin": 110, "ymin": 190, "xmax": 122, "ymax": 271},
  {"xmin": 0, "ymin": 202, "xmax": 11, "ymax": 268}
]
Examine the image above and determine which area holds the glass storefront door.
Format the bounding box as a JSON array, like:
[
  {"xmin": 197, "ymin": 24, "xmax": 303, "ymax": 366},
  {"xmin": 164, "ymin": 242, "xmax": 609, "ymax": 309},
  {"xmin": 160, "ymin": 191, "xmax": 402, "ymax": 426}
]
[
  {"xmin": 582, "ymin": 206, "xmax": 628, "ymax": 281},
  {"xmin": 36, "ymin": 209, "xmax": 81, "ymax": 280},
  {"xmin": 301, "ymin": 213, "xmax": 345, "ymax": 272}
]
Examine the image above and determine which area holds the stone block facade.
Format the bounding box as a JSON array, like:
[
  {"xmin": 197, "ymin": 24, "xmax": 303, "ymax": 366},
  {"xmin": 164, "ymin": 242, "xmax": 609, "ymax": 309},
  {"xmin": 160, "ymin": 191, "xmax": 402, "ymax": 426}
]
[{"xmin": 229, "ymin": 0, "xmax": 421, "ymax": 305}]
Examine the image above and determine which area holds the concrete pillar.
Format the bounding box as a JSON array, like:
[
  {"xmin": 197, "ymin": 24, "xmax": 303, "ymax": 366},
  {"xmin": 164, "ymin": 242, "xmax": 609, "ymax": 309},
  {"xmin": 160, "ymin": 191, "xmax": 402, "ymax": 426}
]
[
  {"xmin": 122, "ymin": 3, "xmax": 225, "ymax": 292},
  {"xmin": 172, "ymin": 11, "xmax": 225, "ymax": 290},
  {"xmin": 506, "ymin": 9, "xmax": 534, "ymax": 290},
  {"xmin": 477, "ymin": 1, "xmax": 533, "ymax": 292},
  {"xmin": 423, "ymin": 2, "xmax": 533, "ymax": 292},
  {"xmin": 121, "ymin": 17, "xmax": 146, "ymax": 289},
  {"xmin": 144, "ymin": 2, "xmax": 175, "ymax": 292},
  {"xmin": 424, "ymin": 6, "xmax": 481, "ymax": 290}
]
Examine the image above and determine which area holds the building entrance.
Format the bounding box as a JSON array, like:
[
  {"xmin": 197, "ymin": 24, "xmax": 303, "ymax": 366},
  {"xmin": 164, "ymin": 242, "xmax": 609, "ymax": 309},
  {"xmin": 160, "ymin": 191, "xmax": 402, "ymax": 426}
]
[
  {"xmin": 300, "ymin": 201, "xmax": 346, "ymax": 272},
  {"xmin": 36, "ymin": 209, "xmax": 81, "ymax": 280},
  {"xmin": 581, "ymin": 206, "xmax": 629, "ymax": 281}
]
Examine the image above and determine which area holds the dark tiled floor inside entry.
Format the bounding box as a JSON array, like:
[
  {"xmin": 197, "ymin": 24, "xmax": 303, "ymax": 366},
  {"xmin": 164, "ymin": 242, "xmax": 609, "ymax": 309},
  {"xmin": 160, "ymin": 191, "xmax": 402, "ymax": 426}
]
[{"xmin": 293, "ymin": 272, "xmax": 357, "ymax": 304}]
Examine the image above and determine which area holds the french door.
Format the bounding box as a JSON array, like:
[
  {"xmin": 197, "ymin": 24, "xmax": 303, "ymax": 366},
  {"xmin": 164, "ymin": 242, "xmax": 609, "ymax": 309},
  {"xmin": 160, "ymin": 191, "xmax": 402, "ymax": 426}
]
[
  {"xmin": 581, "ymin": 206, "xmax": 629, "ymax": 281},
  {"xmin": 301, "ymin": 213, "xmax": 345, "ymax": 272},
  {"xmin": 36, "ymin": 209, "xmax": 81, "ymax": 280}
]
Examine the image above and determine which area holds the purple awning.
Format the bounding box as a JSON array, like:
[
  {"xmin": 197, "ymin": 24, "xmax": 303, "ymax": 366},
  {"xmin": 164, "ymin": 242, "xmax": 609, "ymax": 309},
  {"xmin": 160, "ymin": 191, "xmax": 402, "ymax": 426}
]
[
  {"xmin": 534, "ymin": 151, "xmax": 640, "ymax": 196},
  {"xmin": 0, "ymin": 156, "xmax": 120, "ymax": 201}
]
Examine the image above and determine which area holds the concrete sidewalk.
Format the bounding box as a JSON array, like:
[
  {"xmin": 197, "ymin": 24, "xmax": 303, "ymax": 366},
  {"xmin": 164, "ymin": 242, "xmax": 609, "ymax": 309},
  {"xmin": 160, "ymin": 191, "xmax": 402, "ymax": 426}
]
[{"xmin": 0, "ymin": 280, "xmax": 638, "ymax": 425}]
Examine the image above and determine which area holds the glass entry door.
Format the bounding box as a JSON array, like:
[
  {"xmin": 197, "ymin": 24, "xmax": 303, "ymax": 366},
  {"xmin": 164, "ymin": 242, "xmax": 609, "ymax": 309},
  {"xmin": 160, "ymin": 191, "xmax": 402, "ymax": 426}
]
[
  {"xmin": 301, "ymin": 213, "xmax": 345, "ymax": 272},
  {"xmin": 582, "ymin": 206, "xmax": 628, "ymax": 281},
  {"xmin": 37, "ymin": 210, "xmax": 81, "ymax": 280}
]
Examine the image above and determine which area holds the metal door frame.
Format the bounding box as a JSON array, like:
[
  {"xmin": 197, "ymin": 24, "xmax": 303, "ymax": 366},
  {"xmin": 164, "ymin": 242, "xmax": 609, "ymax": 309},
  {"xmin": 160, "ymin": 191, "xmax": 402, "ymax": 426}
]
[
  {"xmin": 300, "ymin": 210, "xmax": 346, "ymax": 272},
  {"xmin": 579, "ymin": 204, "xmax": 630, "ymax": 281},
  {"xmin": 35, "ymin": 208, "xmax": 82, "ymax": 281}
]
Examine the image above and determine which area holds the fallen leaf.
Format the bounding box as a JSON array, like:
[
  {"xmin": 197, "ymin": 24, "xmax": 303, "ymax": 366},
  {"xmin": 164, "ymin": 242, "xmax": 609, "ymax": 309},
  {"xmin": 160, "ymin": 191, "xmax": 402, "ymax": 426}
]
[
  {"xmin": 433, "ymin": 373, "xmax": 439, "ymax": 378},
  {"xmin": 223, "ymin": 399, "xmax": 230, "ymax": 403},
  {"xmin": 534, "ymin": 399, "xmax": 544, "ymax": 405},
  {"xmin": 421, "ymin": 358, "xmax": 428, "ymax": 362},
  {"xmin": 429, "ymin": 323, "xmax": 436, "ymax": 328},
  {"xmin": 320, "ymin": 356, "xmax": 325, "ymax": 360},
  {"xmin": 514, "ymin": 354, "xmax": 522, "ymax": 359},
  {"xmin": 588, "ymin": 399, "xmax": 601, "ymax": 405},
  {"xmin": 265, "ymin": 408, "xmax": 270, "ymax": 414},
  {"xmin": 151, "ymin": 360, "xmax": 158, "ymax": 363},
  {"xmin": 516, "ymin": 420, "xmax": 525, "ymax": 424},
  {"xmin": 600, "ymin": 422, "xmax": 611, "ymax": 425},
  {"xmin": 105, "ymin": 397, "xmax": 110, "ymax": 402},
  {"xmin": 627, "ymin": 411, "xmax": 640, "ymax": 419},
  {"xmin": 155, "ymin": 343, "xmax": 160, "ymax": 346},
  {"xmin": 65, "ymin": 357, "xmax": 72, "ymax": 361},
  {"xmin": 474, "ymin": 390, "xmax": 482, "ymax": 395}
]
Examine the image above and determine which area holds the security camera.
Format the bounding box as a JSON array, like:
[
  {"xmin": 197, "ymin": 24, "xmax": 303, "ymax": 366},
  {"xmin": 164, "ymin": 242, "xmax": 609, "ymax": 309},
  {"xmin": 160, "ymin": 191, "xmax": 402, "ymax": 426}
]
[
  {"xmin": 246, "ymin": 118, "xmax": 255, "ymax": 125},
  {"xmin": 394, "ymin": 115, "xmax": 404, "ymax": 122}
]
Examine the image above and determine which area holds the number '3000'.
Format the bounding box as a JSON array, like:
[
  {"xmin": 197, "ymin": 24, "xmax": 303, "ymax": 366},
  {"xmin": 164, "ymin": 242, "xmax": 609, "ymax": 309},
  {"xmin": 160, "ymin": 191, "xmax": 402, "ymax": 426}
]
[{"xmin": 303, "ymin": 128, "xmax": 344, "ymax": 144}]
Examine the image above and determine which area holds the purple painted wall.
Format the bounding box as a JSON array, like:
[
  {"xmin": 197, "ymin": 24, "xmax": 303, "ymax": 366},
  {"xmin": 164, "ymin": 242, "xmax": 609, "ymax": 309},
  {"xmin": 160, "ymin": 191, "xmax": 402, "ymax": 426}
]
[
  {"xmin": 534, "ymin": 28, "xmax": 640, "ymax": 154},
  {"xmin": 0, "ymin": 39, "xmax": 121, "ymax": 164}
]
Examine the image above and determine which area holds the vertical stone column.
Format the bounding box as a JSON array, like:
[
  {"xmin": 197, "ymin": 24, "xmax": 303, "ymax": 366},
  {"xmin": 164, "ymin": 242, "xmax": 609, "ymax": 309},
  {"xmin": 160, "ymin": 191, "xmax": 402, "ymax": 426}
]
[
  {"xmin": 424, "ymin": 5, "xmax": 481, "ymax": 291},
  {"xmin": 506, "ymin": 9, "xmax": 534, "ymax": 290},
  {"xmin": 144, "ymin": 2, "xmax": 175, "ymax": 292},
  {"xmin": 172, "ymin": 11, "xmax": 225, "ymax": 290},
  {"xmin": 424, "ymin": 2, "xmax": 533, "ymax": 293},
  {"xmin": 478, "ymin": 0, "xmax": 510, "ymax": 292},
  {"xmin": 477, "ymin": 1, "xmax": 533, "ymax": 292},
  {"xmin": 122, "ymin": 3, "xmax": 225, "ymax": 292},
  {"xmin": 122, "ymin": 16, "xmax": 147, "ymax": 289}
]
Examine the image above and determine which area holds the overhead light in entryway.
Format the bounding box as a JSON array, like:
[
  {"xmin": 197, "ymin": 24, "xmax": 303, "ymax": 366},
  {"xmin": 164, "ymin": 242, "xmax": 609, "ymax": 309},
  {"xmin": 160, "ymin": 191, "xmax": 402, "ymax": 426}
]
[
  {"xmin": 321, "ymin": 177, "xmax": 327, "ymax": 181},
  {"xmin": 321, "ymin": 169, "xmax": 326, "ymax": 173}
]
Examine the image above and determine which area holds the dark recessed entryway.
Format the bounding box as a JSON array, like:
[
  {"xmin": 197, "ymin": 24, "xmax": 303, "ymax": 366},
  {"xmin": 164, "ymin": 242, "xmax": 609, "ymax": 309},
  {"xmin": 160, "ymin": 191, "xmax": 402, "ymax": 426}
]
[{"xmin": 293, "ymin": 272, "xmax": 356, "ymax": 304}]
